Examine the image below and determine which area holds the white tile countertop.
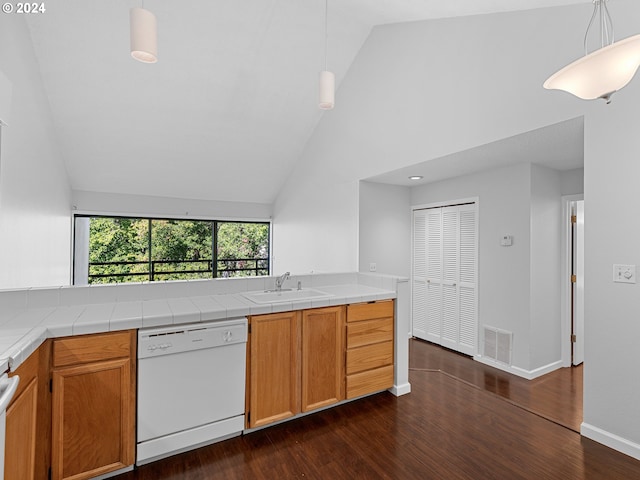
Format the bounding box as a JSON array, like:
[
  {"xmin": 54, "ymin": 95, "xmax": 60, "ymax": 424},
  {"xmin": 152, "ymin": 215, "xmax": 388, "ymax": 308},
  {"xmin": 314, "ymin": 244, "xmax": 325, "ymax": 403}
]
[{"xmin": 0, "ymin": 272, "xmax": 406, "ymax": 373}]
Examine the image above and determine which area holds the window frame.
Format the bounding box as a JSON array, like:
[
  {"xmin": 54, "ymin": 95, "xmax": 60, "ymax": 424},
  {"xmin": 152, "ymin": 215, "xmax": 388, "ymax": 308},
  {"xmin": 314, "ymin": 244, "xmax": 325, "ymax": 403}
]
[{"xmin": 72, "ymin": 213, "xmax": 271, "ymax": 285}]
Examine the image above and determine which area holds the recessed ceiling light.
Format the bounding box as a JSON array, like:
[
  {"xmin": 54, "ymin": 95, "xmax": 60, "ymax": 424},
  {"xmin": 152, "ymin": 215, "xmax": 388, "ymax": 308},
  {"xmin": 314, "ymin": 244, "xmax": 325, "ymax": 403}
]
[{"xmin": 409, "ymin": 176, "xmax": 423, "ymax": 181}]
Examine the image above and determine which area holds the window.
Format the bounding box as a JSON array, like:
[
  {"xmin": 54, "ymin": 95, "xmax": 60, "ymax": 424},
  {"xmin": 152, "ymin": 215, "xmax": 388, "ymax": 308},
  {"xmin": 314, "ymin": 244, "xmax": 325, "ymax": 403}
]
[{"xmin": 73, "ymin": 215, "xmax": 270, "ymax": 285}]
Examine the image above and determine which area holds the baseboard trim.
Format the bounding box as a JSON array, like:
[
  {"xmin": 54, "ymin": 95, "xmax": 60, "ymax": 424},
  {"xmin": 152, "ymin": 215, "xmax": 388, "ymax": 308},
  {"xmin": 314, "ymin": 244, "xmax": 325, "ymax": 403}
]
[
  {"xmin": 474, "ymin": 355, "xmax": 563, "ymax": 380},
  {"xmin": 390, "ymin": 382, "xmax": 411, "ymax": 396},
  {"xmin": 581, "ymin": 423, "xmax": 640, "ymax": 461}
]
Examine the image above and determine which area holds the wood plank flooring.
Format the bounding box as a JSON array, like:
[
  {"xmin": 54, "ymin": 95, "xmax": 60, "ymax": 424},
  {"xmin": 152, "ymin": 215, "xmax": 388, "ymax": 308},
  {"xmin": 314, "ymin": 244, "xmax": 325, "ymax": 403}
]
[
  {"xmin": 115, "ymin": 339, "xmax": 638, "ymax": 480},
  {"xmin": 409, "ymin": 338, "xmax": 583, "ymax": 432}
]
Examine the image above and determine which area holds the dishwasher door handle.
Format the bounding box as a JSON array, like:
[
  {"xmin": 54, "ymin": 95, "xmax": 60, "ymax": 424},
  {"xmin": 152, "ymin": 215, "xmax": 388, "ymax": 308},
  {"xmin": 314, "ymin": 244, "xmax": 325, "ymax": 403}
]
[{"xmin": 0, "ymin": 375, "xmax": 19, "ymax": 412}]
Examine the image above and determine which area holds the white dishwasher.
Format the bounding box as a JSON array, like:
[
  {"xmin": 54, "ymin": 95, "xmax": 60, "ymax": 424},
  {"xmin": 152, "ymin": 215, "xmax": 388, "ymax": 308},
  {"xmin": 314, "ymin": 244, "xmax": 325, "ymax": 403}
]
[{"xmin": 137, "ymin": 318, "xmax": 248, "ymax": 465}]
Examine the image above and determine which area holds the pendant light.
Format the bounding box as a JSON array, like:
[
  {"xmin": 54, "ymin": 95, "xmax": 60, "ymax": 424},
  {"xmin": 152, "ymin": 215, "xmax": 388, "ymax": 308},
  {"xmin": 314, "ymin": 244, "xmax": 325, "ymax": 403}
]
[
  {"xmin": 130, "ymin": 2, "xmax": 158, "ymax": 64},
  {"xmin": 544, "ymin": 0, "xmax": 640, "ymax": 103},
  {"xmin": 319, "ymin": 0, "xmax": 335, "ymax": 110}
]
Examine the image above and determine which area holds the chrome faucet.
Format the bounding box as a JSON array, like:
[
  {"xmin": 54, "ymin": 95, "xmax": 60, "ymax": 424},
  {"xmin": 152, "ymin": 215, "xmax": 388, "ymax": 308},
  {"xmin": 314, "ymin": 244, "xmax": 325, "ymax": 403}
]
[{"xmin": 275, "ymin": 271, "xmax": 290, "ymax": 292}]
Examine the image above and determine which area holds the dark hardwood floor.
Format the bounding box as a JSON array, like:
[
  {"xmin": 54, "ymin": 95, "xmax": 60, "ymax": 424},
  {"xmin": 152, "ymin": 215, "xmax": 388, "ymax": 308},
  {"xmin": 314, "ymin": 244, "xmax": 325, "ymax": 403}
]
[
  {"xmin": 409, "ymin": 338, "xmax": 583, "ymax": 432},
  {"xmin": 116, "ymin": 339, "xmax": 638, "ymax": 480}
]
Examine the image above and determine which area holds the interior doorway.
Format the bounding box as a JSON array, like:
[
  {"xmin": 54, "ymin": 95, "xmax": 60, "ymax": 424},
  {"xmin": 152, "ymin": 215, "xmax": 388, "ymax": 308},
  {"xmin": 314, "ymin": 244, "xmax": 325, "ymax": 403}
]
[
  {"xmin": 571, "ymin": 200, "xmax": 584, "ymax": 366},
  {"xmin": 562, "ymin": 195, "xmax": 584, "ymax": 367}
]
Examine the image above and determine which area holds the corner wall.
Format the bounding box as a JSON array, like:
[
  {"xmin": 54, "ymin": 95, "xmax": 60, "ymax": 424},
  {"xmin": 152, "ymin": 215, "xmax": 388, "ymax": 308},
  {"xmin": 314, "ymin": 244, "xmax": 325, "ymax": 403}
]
[
  {"xmin": 0, "ymin": 16, "xmax": 72, "ymax": 288},
  {"xmin": 529, "ymin": 164, "xmax": 562, "ymax": 372}
]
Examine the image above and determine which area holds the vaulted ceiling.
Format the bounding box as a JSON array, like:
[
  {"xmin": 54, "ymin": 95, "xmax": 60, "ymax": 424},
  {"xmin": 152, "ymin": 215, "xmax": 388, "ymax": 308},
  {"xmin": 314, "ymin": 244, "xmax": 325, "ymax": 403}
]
[{"xmin": 25, "ymin": 0, "xmax": 586, "ymax": 204}]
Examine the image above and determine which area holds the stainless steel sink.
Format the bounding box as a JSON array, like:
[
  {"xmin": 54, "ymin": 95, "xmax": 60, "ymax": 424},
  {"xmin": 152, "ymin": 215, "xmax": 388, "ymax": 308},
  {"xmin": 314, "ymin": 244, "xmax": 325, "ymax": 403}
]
[{"xmin": 242, "ymin": 288, "xmax": 333, "ymax": 304}]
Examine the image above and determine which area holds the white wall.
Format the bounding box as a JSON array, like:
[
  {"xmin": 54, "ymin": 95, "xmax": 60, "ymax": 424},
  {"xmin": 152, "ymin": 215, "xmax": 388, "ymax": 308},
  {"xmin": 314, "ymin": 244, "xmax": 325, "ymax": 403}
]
[
  {"xmin": 72, "ymin": 190, "xmax": 272, "ymax": 221},
  {"xmin": 0, "ymin": 16, "xmax": 72, "ymax": 288},
  {"xmin": 581, "ymin": 18, "xmax": 640, "ymax": 453},
  {"xmin": 273, "ymin": 5, "xmax": 586, "ymax": 275},
  {"xmin": 358, "ymin": 181, "xmax": 410, "ymax": 277},
  {"xmin": 529, "ymin": 164, "xmax": 562, "ymax": 371},
  {"xmin": 560, "ymin": 167, "xmax": 584, "ymax": 195},
  {"xmin": 411, "ymin": 164, "xmax": 534, "ymax": 370}
]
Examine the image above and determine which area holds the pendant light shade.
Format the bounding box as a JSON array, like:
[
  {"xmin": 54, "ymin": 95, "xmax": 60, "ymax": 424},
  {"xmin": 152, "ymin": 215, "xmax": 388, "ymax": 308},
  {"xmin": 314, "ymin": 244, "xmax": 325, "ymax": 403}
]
[
  {"xmin": 319, "ymin": 70, "xmax": 335, "ymax": 110},
  {"xmin": 130, "ymin": 7, "xmax": 158, "ymax": 64},
  {"xmin": 318, "ymin": 0, "xmax": 335, "ymax": 110},
  {"xmin": 544, "ymin": 34, "xmax": 640, "ymax": 101},
  {"xmin": 544, "ymin": 0, "xmax": 640, "ymax": 102}
]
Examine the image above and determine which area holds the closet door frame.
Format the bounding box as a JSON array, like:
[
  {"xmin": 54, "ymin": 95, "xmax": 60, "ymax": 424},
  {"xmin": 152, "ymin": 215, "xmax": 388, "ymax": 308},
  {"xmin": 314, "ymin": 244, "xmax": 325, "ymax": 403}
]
[{"xmin": 411, "ymin": 197, "xmax": 479, "ymax": 355}]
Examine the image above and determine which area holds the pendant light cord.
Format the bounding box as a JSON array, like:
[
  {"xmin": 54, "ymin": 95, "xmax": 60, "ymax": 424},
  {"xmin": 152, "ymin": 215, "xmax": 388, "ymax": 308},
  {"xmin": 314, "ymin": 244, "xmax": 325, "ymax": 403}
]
[
  {"xmin": 324, "ymin": 0, "xmax": 328, "ymax": 71},
  {"xmin": 584, "ymin": 0, "xmax": 614, "ymax": 55}
]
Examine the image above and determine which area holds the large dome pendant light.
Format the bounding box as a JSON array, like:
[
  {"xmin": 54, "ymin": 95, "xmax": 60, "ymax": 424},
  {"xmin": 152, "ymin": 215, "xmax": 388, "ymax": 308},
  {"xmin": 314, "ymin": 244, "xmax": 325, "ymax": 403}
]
[
  {"xmin": 319, "ymin": 0, "xmax": 335, "ymax": 110},
  {"xmin": 544, "ymin": 0, "xmax": 640, "ymax": 103},
  {"xmin": 130, "ymin": 2, "xmax": 158, "ymax": 64}
]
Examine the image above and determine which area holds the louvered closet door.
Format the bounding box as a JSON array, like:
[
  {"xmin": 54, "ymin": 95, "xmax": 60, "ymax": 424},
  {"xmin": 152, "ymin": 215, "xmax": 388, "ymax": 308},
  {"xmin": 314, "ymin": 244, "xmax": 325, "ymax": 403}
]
[
  {"xmin": 411, "ymin": 203, "xmax": 477, "ymax": 355},
  {"xmin": 440, "ymin": 206, "xmax": 460, "ymax": 351},
  {"xmin": 412, "ymin": 210, "xmax": 428, "ymax": 339},
  {"xmin": 457, "ymin": 205, "xmax": 477, "ymax": 356},
  {"xmin": 424, "ymin": 209, "xmax": 443, "ymax": 343}
]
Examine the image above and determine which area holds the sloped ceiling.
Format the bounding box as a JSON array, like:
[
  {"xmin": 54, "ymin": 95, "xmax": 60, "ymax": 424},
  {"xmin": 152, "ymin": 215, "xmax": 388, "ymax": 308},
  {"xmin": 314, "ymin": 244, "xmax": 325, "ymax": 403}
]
[{"xmin": 25, "ymin": 0, "xmax": 586, "ymax": 204}]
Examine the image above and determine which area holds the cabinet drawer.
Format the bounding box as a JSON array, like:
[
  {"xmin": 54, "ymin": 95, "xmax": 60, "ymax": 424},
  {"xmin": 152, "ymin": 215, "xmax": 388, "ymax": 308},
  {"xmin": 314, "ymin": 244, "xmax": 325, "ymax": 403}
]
[
  {"xmin": 346, "ymin": 341, "xmax": 393, "ymax": 375},
  {"xmin": 347, "ymin": 318, "xmax": 393, "ymax": 349},
  {"xmin": 346, "ymin": 300, "xmax": 394, "ymax": 323},
  {"xmin": 53, "ymin": 331, "xmax": 134, "ymax": 368},
  {"xmin": 346, "ymin": 365, "xmax": 394, "ymax": 399}
]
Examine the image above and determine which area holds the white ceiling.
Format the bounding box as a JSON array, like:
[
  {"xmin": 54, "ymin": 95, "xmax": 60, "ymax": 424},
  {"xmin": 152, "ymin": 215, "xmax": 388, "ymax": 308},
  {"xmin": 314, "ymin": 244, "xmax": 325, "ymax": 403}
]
[
  {"xmin": 364, "ymin": 117, "xmax": 584, "ymax": 186},
  {"xmin": 25, "ymin": 0, "xmax": 586, "ymax": 204}
]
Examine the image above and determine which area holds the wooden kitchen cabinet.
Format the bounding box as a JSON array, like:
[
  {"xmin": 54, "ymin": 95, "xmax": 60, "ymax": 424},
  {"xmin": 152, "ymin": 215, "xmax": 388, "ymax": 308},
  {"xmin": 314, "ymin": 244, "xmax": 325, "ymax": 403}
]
[
  {"xmin": 346, "ymin": 300, "xmax": 395, "ymax": 399},
  {"xmin": 248, "ymin": 311, "xmax": 300, "ymax": 428},
  {"xmin": 5, "ymin": 340, "xmax": 51, "ymax": 480},
  {"xmin": 247, "ymin": 306, "xmax": 346, "ymax": 428},
  {"xmin": 51, "ymin": 330, "xmax": 136, "ymax": 480},
  {"xmin": 301, "ymin": 306, "xmax": 345, "ymax": 412}
]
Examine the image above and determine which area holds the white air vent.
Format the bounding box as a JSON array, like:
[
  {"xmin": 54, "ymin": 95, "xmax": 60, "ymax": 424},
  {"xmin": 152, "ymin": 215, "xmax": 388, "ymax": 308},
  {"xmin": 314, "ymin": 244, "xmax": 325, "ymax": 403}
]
[{"xmin": 483, "ymin": 326, "xmax": 512, "ymax": 365}]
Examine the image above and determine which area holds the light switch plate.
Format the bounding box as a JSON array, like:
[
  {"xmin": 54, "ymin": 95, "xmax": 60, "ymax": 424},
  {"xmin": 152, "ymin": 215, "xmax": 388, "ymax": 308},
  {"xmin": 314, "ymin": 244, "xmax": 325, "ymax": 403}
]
[
  {"xmin": 501, "ymin": 235, "xmax": 513, "ymax": 247},
  {"xmin": 613, "ymin": 264, "xmax": 636, "ymax": 284}
]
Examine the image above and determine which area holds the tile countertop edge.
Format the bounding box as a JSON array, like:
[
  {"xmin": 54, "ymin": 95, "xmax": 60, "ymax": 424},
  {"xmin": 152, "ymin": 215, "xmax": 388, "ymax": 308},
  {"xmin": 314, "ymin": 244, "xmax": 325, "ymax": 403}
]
[{"xmin": 1, "ymin": 285, "xmax": 397, "ymax": 372}]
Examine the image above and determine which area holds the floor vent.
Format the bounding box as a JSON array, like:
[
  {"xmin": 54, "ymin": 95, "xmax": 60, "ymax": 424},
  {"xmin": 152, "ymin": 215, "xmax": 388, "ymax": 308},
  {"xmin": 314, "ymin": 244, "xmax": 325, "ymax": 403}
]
[{"xmin": 483, "ymin": 326, "xmax": 512, "ymax": 365}]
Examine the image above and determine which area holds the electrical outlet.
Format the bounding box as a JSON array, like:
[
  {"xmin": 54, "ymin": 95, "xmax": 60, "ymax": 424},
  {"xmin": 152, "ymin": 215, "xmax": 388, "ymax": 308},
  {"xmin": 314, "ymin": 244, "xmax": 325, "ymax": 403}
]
[{"xmin": 369, "ymin": 263, "xmax": 377, "ymax": 272}]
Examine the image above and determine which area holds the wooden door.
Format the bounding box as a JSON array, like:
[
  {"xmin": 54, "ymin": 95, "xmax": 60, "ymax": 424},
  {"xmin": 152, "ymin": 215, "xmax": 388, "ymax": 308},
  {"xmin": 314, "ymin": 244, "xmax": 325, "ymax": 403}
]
[
  {"xmin": 249, "ymin": 311, "xmax": 300, "ymax": 428},
  {"xmin": 301, "ymin": 306, "xmax": 345, "ymax": 412},
  {"xmin": 51, "ymin": 357, "xmax": 134, "ymax": 480}
]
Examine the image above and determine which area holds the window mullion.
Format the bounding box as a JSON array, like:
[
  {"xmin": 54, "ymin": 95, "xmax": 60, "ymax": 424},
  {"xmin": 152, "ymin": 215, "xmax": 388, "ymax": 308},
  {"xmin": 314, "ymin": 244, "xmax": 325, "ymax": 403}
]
[
  {"xmin": 148, "ymin": 218, "xmax": 152, "ymax": 282},
  {"xmin": 212, "ymin": 221, "xmax": 218, "ymax": 279}
]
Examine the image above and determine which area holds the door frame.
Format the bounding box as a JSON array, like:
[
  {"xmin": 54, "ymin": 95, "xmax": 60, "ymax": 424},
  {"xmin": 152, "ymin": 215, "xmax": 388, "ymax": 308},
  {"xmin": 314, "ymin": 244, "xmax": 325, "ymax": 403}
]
[{"xmin": 561, "ymin": 194, "xmax": 583, "ymax": 367}]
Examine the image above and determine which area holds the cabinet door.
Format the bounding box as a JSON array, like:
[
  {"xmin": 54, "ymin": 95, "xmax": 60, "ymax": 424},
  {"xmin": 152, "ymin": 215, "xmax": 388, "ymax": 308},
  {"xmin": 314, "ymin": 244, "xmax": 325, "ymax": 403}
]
[
  {"xmin": 249, "ymin": 311, "xmax": 300, "ymax": 428},
  {"xmin": 52, "ymin": 357, "xmax": 134, "ymax": 480},
  {"xmin": 5, "ymin": 377, "xmax": 37, "ymax": 480},
  {"xmin": 5, "ymin": 340, "xmax": 50, "ymax": 480},
  {"xmin": 301, "ymin": 306, "xmax": 345, "ymax": 412}
]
